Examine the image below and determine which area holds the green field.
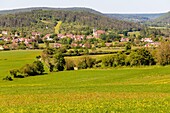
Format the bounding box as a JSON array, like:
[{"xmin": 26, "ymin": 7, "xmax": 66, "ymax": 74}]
[
  {"xmin": 128, "ymin": 31, "xmax": 140, "ymax": 37},
  {"xmin": 149, "ymin": 26, "xmax": 170, "ymax": 29},
  {"xmin": 0, "ymin": 50, "xmax": 170, "ymax": 112}
]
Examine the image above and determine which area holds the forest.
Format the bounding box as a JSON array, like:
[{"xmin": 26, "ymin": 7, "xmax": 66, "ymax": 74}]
[{"xmin": 0, "ymin": 9, "xmax": 141, "ymax": 35}]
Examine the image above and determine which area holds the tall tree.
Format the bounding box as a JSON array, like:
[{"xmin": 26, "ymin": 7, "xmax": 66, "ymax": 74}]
[
  {"xmin": 53, "ymin": 53, "xmax": 65, "ymax": 71},
  {"xmin": 156, "ymin": 41, "xmax": 170, "ymax": 65}
]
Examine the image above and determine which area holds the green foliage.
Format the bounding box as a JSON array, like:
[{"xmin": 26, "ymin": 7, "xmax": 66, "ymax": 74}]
[
  {"xmin": 84, "ymin": 48, "xmax": 89, "ymax": 55},
  {"xmin": 10, "ymin": 69, "xmax": 19, "ymax": 78},
  {"xmin": 156, "ymin": 41, "xmax": 170, "ymax": 65},
  {"xmin": 0, "ymin": 10, "xmax": 141, "ymax": 34},
  {"xmin": 65, "ymin": 59, "xmax": 75, "ymax": 70},
  {"xmin": 33, "ymin": 61, "xmax": 45, "ymax": 74},
  {"xmin": 140, "ymin": 27, "xmax": 162, "ymax": 38},
  {"xmin": 125, "ymin": 43, "xmax": 131, "ymax": 51},
  {"xmin": 44, "ymin": 40, "xmax": 50, "ymax": 49},
  {"xmin": 102, "ymin": 55, "xmax": 115, "ymax": 67},
  {"xmin": 78, "ymin": 57, "xmax": 96, "ymax": 69},
  {"xmin": 151, "ymin": 12, "xmax": 170, "ymax": 28},
  {"xmin": 43, "ymin": 48, "xmax": 55, "ymax": 55},
  {"xmin": 114, "ymin": 52, "xmax": 127, "ymax": 66},
  {"xmin": 49, "ymin": 63, "xmax": 54, "ymax": 72},
  {"xmin": 57, "ymin": 46, "xmax": 67, "ymax": 53},
  {"xmin": 2, "ymin": 75, "xmax": 13, "ymax": 81},
  {"xmin": 127, "ymin": 48, "xmax": 155, "ymax": 66},
  {"xmin": 18, "ymin": 43, "xmax": 26, "ymax": 50},
  {"xmin": 102, "ymin": 48, "xmax": 155, "ymax": 67},
  {"xmin": 54, "ymin": 53, "xmax": 66, "ymax": 71},
  {"xmin": 20, "ymin": 61, "xmax": 44, "ymax": 76},
  {"xmin": 32, "ymin": 42, "xmax": 39, "ymax": 49}
]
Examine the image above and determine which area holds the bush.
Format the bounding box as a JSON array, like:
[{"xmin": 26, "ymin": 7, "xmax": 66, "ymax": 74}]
[
  {"xmin": 20, "ymin": 61, "xmax": 45, "ymax": 76},
  {"xmin": 10, "ymin": 69, "xmax": 19, "ymax": 78},
  {"xmin": 78, "ymin": 57, "xmax": 96, "ymax": 69},
  {"xmin": 49, "ymin": 63, "xmax": 54, "ymax": 72},
  {"xmin": 94, "ymin": 59, "xmax": 102, "ymax": 68},
  {"xmin": 3, "ymin": 76, "xmax": 13, "ymax": 81},
  {"xmin": 102, "ymin": 55, "xmax": 115, "ymax": 67},
  {"xmin": 57, "ymin": 47, "xmax": 67, "ymax": 53},
  {"xmin": 65, "ymin": 59, "xmax": 75, "ymax": 70},
  {"xmin": 54, "ymin": 53, "xmax": 66, "ymax": 71},
  {"xmin": 127, "ymin": 48, "xmax": 156, "ymax": 66},
  {"xmin": 156, "ymin": 41, "xmax": 170, "ymax": 65},
  {"xmin": 114, "ymin": 52, "xmax": 127, "ymax": 66},
  {"xmin": 33, "ymin": 61, "xmax": 45, "ymax": 74},
  {"xmin": 125, "ymin": 43, "xmax": 131, "ymax": 51}
]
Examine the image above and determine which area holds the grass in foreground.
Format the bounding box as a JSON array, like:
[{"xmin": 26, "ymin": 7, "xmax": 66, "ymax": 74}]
[{"xmin": 0, "ymin": 50, "xmax": 170, "ymax": 112}]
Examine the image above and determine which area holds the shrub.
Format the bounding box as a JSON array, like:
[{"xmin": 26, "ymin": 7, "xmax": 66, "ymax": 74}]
[
  {"xmin": 57, "ymin": 47, "xmax": 67, "ymax": 53},
  {"xmin": 127, "ymin": 48, "xmax": 156, "ymax": 66},
  {"xmin": 125, "ymin": 43, "xmax": 131, "ymax": 51},
  {"xmin": 33, "ymin": 61, "xmax": 45, "ymax": 74},
  {"xmin": 102, "ymin": 55, "xmax": 115, "ymax": 67},
  {"xmin": 156, "ymin": 41, "xmax": 170, "ymax": 65},
  {"xmin": 49, "ymin": 63, "xmax": 54, "ymax": 72},
  {"xmin": 65, "ymin": 59, "xmax": 75, "ymax": 70},
  {"xmin": 20, "ymin": 64, "xmax": 37, "ymax": 76},
  {"xmin": 54, "ymin": 53, "xmax": 66, "ymax": 71},
  {"xmin": 10, "ymin": 69, "xmax": 19, "ymax": 78},
  {"xmin": 20, "ymin": 61, "xmax": 45, "ymax": 76},
  {"xmin": 78, "ymin": 57, "xmax": 96, "ymax": 69},
  {"xmin": 114, "ymin": 52, "xmax": 127, "ymax": 66},
  {"xmin": 2, "ymin": 76, "xmax": 13, "ymax": 81}
]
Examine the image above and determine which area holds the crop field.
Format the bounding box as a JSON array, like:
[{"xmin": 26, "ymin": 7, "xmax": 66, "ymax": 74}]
[
  {"xmin": 0, "ymin": 50, "xmax": 42, "ymax": 79},
  {"xmin": 0, "ymin": 50, "xmax": 170, "ymax": 112},
  {"xmin": 128, "ymin": 31, "xmax": 140, "ymax": 37}
]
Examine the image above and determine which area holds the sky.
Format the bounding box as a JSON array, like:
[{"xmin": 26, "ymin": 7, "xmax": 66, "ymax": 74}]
[{"xmin": 0, "ymin": 0, "xmax": 170, "ymax": 14}]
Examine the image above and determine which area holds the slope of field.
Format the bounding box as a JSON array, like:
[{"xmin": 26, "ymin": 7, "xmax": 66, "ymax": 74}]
[
  {"xmin": 0, "ymin": 50, "xmax": 42, "ymax": 79},
  {"xmin": 0, "ymin": 51, "xmax": 170, "ymax": 112}
]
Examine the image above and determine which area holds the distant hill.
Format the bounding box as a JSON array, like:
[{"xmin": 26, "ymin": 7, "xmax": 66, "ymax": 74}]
[
  {"xmin": 105, "ymin": 13, "xmax": 164, "ymax": 22},
  {"xmin": 151, "ymin": 12, "xmax": 170, "ymax": 27},
  {"xmin": 0, "ymin": 7, "xmax": 103, "ymax": 15},
  {"xmin": 0, "ymin": 7, "xmax": 141, "ymax": 35}
]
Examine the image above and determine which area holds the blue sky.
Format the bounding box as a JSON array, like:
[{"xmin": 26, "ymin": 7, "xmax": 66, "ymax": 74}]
[{"xmin": 0, "ymin": 0, "xmax": 170, "ymax": 13}]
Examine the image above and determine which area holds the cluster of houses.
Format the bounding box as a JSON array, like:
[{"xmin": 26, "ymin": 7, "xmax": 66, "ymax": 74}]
[
  {"xmin": 44, "ymin": 29, "xmax": 106, "ymax": 41},
  {"xmin": 0, "ymin": 29, "xmax": 160, "ymax": 50},
  {"xmin": 120, "ymin": 37, "xmax": 160, "ymax": 47},
  {"xmin": 0, "ymin": 30, "xmax": 106, "ymax": 50},
  {"xmin": 0, "ymin": 31, "xmax": 39, "ymax": 50}
]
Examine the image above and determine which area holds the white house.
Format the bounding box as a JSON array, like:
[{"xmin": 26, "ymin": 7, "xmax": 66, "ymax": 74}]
[{"xmin": 0, "ymin": 46, "xmax": 4, "ymax": 50}]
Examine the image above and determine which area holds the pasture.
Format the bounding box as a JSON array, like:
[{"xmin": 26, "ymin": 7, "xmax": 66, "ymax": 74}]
[{"xmin": 0, "ymin": 50, "xmax": 170, "ymax": 112}]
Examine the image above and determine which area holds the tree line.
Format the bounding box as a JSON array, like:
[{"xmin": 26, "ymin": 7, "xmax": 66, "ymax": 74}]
[{"xmin": 3, "ymin": 41, "xmax": 170, "ymax": 81}]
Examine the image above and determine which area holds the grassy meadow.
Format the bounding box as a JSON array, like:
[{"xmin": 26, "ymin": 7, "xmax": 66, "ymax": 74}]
[{"xmin": 0, "ymin": 50, "xmax": 170, "ymax": 112}]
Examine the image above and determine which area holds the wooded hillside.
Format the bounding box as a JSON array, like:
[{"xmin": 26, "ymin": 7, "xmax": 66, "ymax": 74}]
[{"xmin": 0, "ymin": 9, "xmax": 141, "ymax": 34}]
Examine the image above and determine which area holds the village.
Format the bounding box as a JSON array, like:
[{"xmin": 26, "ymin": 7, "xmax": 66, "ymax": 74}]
[{"xmin": 0, "ymin": 29, "xmax": 160, "ymax": 51}]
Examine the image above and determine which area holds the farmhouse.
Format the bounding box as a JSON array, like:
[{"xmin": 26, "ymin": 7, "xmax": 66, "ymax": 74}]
[
  {"xmin": 54, "ymin": 43, "xmax": 62, "ymax": 48},
  {"xmin": 0, "ymin": 46, "xmax": 4, "ymax": 50},
  {"xmin": 120, "ymin": 38, "xmax": 129, "ymax": 42},
  {"xmin": 141, "ymin": 38, "xmax": 153, "ymax": 43},
  {"xmin": 32, "ymin": 32, "xmax": 41, "ymax": 36},
  {"xmin": 145, "ymin": 42, "xmax": 160, "ymax": 47},
  {"xmin": 2, "ymin": 31, "xmax": 8, "ymax": 35},
  {"xmin": 105, "ymin": 43, "xmax": 112, "ymax": 47},
  {"xmin": 43, "ymin": 34, "xmax": 53, "ymax": 41},
  {"xmin": 93, "ymin": 30, "xmax": 106, "ymax": 38}
]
